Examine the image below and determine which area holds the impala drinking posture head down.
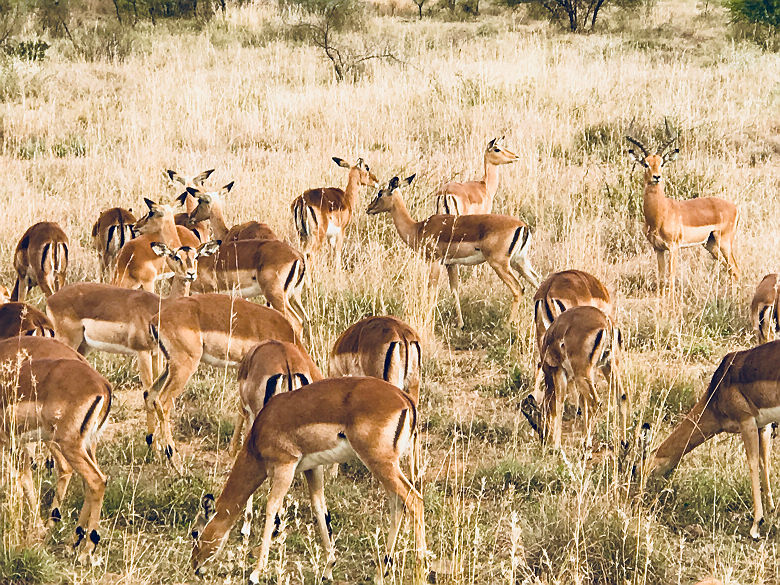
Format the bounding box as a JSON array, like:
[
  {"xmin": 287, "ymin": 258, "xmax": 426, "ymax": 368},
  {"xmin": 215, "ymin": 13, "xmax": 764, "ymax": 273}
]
[
  {"xmin": 11, "ymin": 222, "xmax": 69, "ymax": 302},
  {"xmin": 92, "ymin": 207, "xmax": 137, "ymax": 282},
  {"xmin": 626, "ymin": 122, "xmax": 739, "ymax": 295},
  {"xmin": 144, "ymin": 294, "xmax": 299, "ymax": 471},
  {"xmin": 191, "ymin": 378, "xmax": 427, "ymax": 584},
  {"xmin": 538, "ymin": 306, "xmax": 626, "ymax": 450},
  {"xmin": 0, "ymin": 341, "xmax": 111, "ymax": 562},
  {"xmin": 291, "ymin": 157, "xmax": 378, "ymax": 263},
  {"xmin": 435, "ymin": 137, "xmax": 519, "ymax": 216},
  {"xmin": 646, "ymin": 341, "xmax": 780, "ymax": 539},
  {"xmin": 367, "ymin": 175, "xmax": 541, "ymax": 328},
  {"xmin": 750, "ymin": 274, "xmax": 779, "ymax": 344}
]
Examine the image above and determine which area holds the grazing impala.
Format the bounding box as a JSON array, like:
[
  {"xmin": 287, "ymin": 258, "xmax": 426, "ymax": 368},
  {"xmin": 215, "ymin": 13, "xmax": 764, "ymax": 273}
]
[
  {"xmin": 537, "ymin": 306, "xmax": 625, "ymax": 450},
  {"xmin": 92, "ymin": 207, "xmax": 137, "ymax": 282},
  {"xmin": 646, "ymin": 341, "xmax": 780, "ymax": 539},
  {"xmin": 11, "ymin": 222, "xmax": 69, "ymax": 302},
  {"xmin": 435, "ymin": 137, "xmax": 519, "ymax": 216},
  {"xmin": 626, "ymin": 123, "xmax": 739, "ymax": 295},
  {"xmin": 229, "ymin": 340, "xmax": 323, "ymax": 544},
  {"xmin": 0, "ymin": 302, "xmax": 55, "ymax": 338},
  {"xmin": 0, "ymin": 344, "xmax": 111, "ymax": 562},
  {"xmin": 291, "ymin": 157, "xmax": 378, "ymax": 262},
  {"xmin": 144, "ymin": 294, "xmax": 299, "ymax": 471},
  {"xmin": 367, "ymin": 175, "xmax": 541, "ymax": 328},
  {"xmin": 750, "ymin": 274, "xmax": 778, "ymax": 344},
  {"xmin": 191, "ymin": 378, "xmax": 427, "ymax": 585}
]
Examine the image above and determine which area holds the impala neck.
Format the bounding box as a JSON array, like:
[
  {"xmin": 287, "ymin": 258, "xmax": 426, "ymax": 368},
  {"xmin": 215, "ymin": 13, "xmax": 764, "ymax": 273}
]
[
  {"xmin": 643, "ymin": 181, "xmax": 668, "ymax": 230},
  {"xmin": 168, "ymin": 277, "xmax": 190, "ymax": 298},
  {"xmin": 208, "ymin": 201, "xmax": 229, "ymax": 241},
  {"xmin": 344, "ymin": 169, "xmax": 362, "ymax": 211},
  {"xmin": 649, "ymin": 396, "xmax": 723, "ymax": 476},
  {"xmin": 388, "ymin": 194, "xmax": 423, "ymax": 250},
  {"xmin": 483, "ymin": 155, "xmax": 499, "ymax": 200}
]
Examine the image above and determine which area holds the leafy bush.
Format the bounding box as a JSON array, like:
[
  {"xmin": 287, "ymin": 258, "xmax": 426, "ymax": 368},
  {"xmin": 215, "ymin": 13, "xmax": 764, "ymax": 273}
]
[{"xmin": 724, "ymin": 0, "xmax": 778, "ymax": 47}]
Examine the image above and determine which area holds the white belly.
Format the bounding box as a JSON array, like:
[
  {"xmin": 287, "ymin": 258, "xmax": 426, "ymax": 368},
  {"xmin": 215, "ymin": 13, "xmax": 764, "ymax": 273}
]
[
  {"xmin": 447, "ymin": 250, "xmax": 485, "ymax": 266},
  {"xmin": 232, "ymin": 283, "xmax": 263, "ymax": 298},
  {"xmin": 755, "ymin": 406, "xmax": 780, "ymax": 428},
  {"xmin": 83, "ymin": 320, "xmax": 134, "ymax": 355},
  {"xmin": 325, "ymin": 222, "xmax": 341, "ymax": 238},
  {"xmin": 296, "ymin": 439, "xmax": 356, "ymax": 472},
  {"xmin": 201, "ymin": 352, "xmax": 237, "ymax": 368}
]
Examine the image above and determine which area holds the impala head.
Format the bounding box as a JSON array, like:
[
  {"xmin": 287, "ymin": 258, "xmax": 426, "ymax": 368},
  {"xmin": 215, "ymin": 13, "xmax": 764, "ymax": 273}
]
[
  {"xmin": 190, "ymin": 493, "xmax": 224, "ymax": 574},
  {"xmin": 366, "ymin": 174, "xmax": 416, "ymax": 215},
  {"xmin": 333, "ymin": 157, "xmax": 379, "ymax": 187},
  {"xmin": 151, "ymin": 240, "xmax": 220, "ymax": 282},
  {"xmin": 133, "ymin": 198, "xmax": 180, "ymax": 234},
  {"xmin": 484, "ymin": 136, "xmax": 519, "ymax": 165},
  {"xmin": 626, "ymin": 120, "xmax": 680, "ymax": 185},
  {"xmin": 183, "ymin": 182, "xmax": 235, "ymax": 223},
  {"xmin": 165, "ymin": 168, "xmax": 215, "ymax": 189}
]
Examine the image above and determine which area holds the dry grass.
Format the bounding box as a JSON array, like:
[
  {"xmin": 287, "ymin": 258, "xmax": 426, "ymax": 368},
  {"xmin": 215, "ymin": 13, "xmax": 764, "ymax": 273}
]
[{"xmin": 0, "ymin": 0, "xmax": 779, "ymax": 583}]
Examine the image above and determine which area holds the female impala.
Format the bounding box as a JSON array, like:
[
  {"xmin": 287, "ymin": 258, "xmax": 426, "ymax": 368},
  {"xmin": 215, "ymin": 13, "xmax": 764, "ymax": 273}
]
[
  {"xmin": 144, "ymin": 294, "xmax": 299, "ymax": 471},
  {"xmin": 537, "ymin": 306, "xmax": 626, "ymax": 450},
  {"xmin": 191, "ymin": 377, "xmax": 427, "ymax": 585},
  {"xmin": 647, "ymin": 340, "xmax": 780, "ymax": 539},
  {"xmin": 11, "ymin": 222, "xmax": 69, "ymax": 302},
  {"xmin": 0, "ymin": 301, "xmax": 55, "ymax": 338},
  {"xmin": 626, "ymin": 124, "xmax": 739, "ymax": 295},
  {"xmin": 184, "ymin": 184, "xmax": 276, "ymax": 242},
  {"xmin": 92, "ymin": 207, "xmax": 137, "ymax": 282},
  {"xmin": 367, "ymin": 175, "xmax": 541, "ymax": 328},
  {"xmin": 750, "ymin": 274, "xmax": 778, "ymax": 344},
  {"xmin": 0, "ymin": 348, "xmax": 112, "ymax": 562},
  {"xmin": 435, "ymin": 137, "xmax": 519, "ymax": 215},
  {"xmin": 291, "ymin": 157, "xmax": 378, "ymax": 262},
  {"xmin": 228, "ymin": 340, "xmax": 323, "ymax": 545}
]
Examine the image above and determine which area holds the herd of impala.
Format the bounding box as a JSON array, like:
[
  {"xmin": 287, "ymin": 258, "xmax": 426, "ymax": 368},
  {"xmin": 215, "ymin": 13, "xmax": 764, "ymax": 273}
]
[{"xmin": 0, "ymin": 122, "xmax": 777, "ymax": 582}]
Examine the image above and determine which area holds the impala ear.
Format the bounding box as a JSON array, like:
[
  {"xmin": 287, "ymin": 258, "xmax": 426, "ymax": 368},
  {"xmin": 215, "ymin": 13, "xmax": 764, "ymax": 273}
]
[
  {"xmin": 663, "ymin": 149, "xmax": 679, "ymax": 165},
  {"xmin": 150, "ymin": 242, "xmax": 173, "ymax": 258},
  {"xmin": 143, "ymin": 198, "xmax": 156, "ymax": 210},
  {"xmin": 332, "ymin": 157, "xmax": 350, "ymax": 169},
  {"xmin": 628, "ymin": 149, "xmax": 648, "ymax": 168},
  {"xmin": 203, "ymin": 493, "xmax": 215, "ymax": 521},
  {"xmin": 355, "ymin": 158, "xmax": 364, "ymax": 169},
  {"xmin": 403, "ymin": 174, "xmax": 416, "ymax": 187},
  {"xmin": 220, "ymin": 181, "xmax": 235, "ymax": 195},
  {"xmin": 487, "ymin": 138, "xmax": 496, "ymax": 149},
  {"xmin": 194, "ymin": 169, "xmax": 215, "ymax": 185},
  {"xmin": 197, "ymin": 240, "xmax": 220, "ymax": 257},
  {"xmin": 388, "ymin": 176, "xmax": 400, "ymax": 190},
  {"xmin": 166, "ymin": 170, "xmax": 184, "ymax": 185},
  {"xmin": 175, "ymin": 192, "xmax": 188, "ymax": 206}
]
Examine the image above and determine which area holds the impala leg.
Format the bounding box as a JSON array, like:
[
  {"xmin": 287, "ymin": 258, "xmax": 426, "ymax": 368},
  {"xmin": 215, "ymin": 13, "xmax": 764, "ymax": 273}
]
[
  {"xmin": 428, "ymin": 261, "xmax": 442, "ymax": 311},
  {"xmin": 304, "ymin": 467, "xmax": 336, "ymax": 580},
  {"xmin": 510, "ymin": 252, "xmax": 541, "ymax": 290},
  {"xmin": 740, "ymin": 419, "xmax": 764, "ymax": 539},
  {"xmin": 17, "ymin": 449, "xmax": 46, "ymax": 537},
  {"xmin": 62, "ymin": 441, "xmax": 107, "ymax": 562},
  {"xmin": 487, "ymin": 260, "xmax": 523, "ymax": 325},
  {"xmin": 602, "ymin": 362, "xmax": 628, "ymax": 447},
  {"xmin": 668, "ymin": 246, "xmax": 679, "ymax": 299},
  {"xmin": 250, "ymin": 464, "xmax": 297, "ymax": 585},
  {"xmin": 446, "ymin": 265, "xmax": 464, "ymax": 329},
  {"xmin": 759, "ymin": 425, "xmax": 775, "ymax": 513},
  {"xmin": 229, "ymin": 410, "xmax": 246, "ymax": 458},
  {"xmin": 47, "ymin": 442, "xmax": 73, "ymax": 528},
  {"xmin": 13, "ymin": 276, "xmax": 28, "ymax": 302},
  {"xmin": 581, "ymin": 376, "xmax": 600, "ymax": 450},
  {"xmin": 655, "ymin": 250, "xmax": 666, "ymax": 294}
]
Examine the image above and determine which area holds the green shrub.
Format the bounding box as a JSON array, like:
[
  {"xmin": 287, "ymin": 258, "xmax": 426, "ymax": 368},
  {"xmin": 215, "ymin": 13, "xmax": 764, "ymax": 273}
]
[{"xmin": 725, "ymin": 0, "xmax": 778, "ymax": 47}]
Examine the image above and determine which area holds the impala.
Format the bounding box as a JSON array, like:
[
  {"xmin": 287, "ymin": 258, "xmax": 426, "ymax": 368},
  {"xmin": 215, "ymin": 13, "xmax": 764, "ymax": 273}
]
[
  {"xmin": 144, "ymin": 294, "xmax": 299, "ymax": 471},
  {"xmin": 229, "ymin": 339, "xmax": 323, "ymax": 544},
  {"xmin": 11, "ymin": 222, "xmax": 69, "ymax": 302},
  {"xmin": 435, "ymin": 137, "xmax": 519, "ymax": 216},
  {"xmin": 537, "ymin": 306, "xmax": 625, "ymax": 450},
  {"xmin": 0, "ymin": 344, "xmax": 111, "ymax": 562},
  {"xmin": 92, "ymin": 207, "xmax": 137, "ymax": 282},
  {"xmin": 0, "ymin": 301, "xmax": 55, "ymax": 338},
  {"xmin": 646, "ymin": 341, "xmax": 780, "ymax": 539},
  {"xmin": 626, "ymin": 123, "xmax": 739, "ymax": 295},
  {"xmin": 291, "ymin": 157, "xmax": 378, "ymax": 262},
  {"xmin": 330, "ymin": 315, "xmax": 422, "ymax": 478},
  {"xmin": 191, "ymin": 377, "xmax": 427, "ymax": 585},
  {"xmin": 750, "ymin": 274, "xmax": 778, "ymax": 344},
  {"xmin": 165, "ymin": 168, "xmax": 214, "ymax": 212},
  {"xmin": 367, "ymin": 175, "xmax": 541, "ymax": 328}
]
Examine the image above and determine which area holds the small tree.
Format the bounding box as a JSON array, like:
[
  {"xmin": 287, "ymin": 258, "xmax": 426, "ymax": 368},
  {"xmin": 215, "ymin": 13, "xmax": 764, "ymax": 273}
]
[
  {"xmin": 412, "ymin": 0, "xmax": 428, "ymax": 18},
  {"xmin": 500, "ymin": 0, "xmax": 632, "ymax": 31},
  {"xmin": 724, "ymin": 0, "xmax": 778, "ymax": 47}
]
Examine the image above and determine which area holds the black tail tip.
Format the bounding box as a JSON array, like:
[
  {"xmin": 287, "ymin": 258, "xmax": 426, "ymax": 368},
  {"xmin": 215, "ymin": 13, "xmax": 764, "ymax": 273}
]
[{"xmin": 145, "ymin": 433, "xmax": 153, "ymax": 446}]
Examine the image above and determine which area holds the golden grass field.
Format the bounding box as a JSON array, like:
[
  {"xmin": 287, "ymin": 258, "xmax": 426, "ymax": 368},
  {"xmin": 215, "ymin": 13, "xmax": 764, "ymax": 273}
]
[{"xmin": 0, "ymin": 0, "xmax": 779, "ymax": 583}]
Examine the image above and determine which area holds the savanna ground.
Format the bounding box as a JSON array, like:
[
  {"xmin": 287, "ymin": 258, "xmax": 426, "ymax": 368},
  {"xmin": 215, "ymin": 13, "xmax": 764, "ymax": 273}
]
[{"xmin": 0, "ymin": 0, "xmax": 779, "ymax": 583}]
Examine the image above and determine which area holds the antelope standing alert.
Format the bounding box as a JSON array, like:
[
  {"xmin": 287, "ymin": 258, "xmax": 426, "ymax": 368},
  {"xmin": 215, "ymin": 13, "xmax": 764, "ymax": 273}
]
[
  {"xmin": 367, "ymin": 175, "xmax": 541, "ymax": 328},
  {"xmin": 191, "ymin": 378, "xmax": 427, "ymax": 584},
  {"xmin": 538, "ymin": 306, "xmax": 626, "ymax": 450},
  {"xmin": 646, "ymin": 341, "xmax": 780, "ymax": 539},
  {"xmin": 166, "ymin": 168, "xmax": 214, "ymax": 212},
  {"xmin": 11, "ymin": 222, "xmax": 69, "ymax": 302},
  {"xmin": 0, "ymin": 302, "xmax": 55, "ymax": 338},
  {"xmin": 291, "ymin": 157, "xmax": 378, "ymax": 262},
  {"xmin": 330, "ymin": 315, "xmax": 422, "ymax": 479},
  {"xmin": 750, "ymin": 274, "xmax": 778, "ymax": 344},
  {"xmin": 228, "ymin": 340, "xmax": 323, "ymax": 545},
  {"xmin": 626, "ymin": 124, "xmax": 739, "ymax": 295},
  {"xmin": 0, "ymin": 346, "xmax": 111, "ymax": 561},
  {"xmin": 92, "ymin": 207, "xmax": 137, "ymax": 282},
  {"xmin": 144, "ymin": 294, "xmax": 299, "ymax": 471},
  {"xmin": 435, "ymin": 137, "xmax": 519, "ymax": 215}
]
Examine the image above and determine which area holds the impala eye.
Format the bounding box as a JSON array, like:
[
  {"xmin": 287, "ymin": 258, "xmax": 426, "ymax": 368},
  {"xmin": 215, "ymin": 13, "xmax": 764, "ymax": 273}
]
[{"xmin": 493, "ymin": 148, "xmax": 500, "ymax": 152}]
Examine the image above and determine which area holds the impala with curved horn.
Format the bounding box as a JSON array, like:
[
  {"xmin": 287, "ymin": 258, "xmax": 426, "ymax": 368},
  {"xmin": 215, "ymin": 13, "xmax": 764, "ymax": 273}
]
[{"xmin": 626, "ymin": 120, "xmax": 739, "ymax": 295}]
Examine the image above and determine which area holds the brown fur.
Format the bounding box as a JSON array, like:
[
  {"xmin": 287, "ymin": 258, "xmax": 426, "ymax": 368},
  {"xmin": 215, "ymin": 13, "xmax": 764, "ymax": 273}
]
[
  {"xmin": 0, "ymin": 302, "xmax": 55, "ymax": 339},
  {"xmin": 750, "ymin": 273, "xmax": 778, "ymax": 344},
  {"xmin": 12, "ymin": 222, "xmax": 69, "ymax": 302},
  {"xmin": 92, "ymin": 207, "xmax": 137, "ymax": 282}
]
